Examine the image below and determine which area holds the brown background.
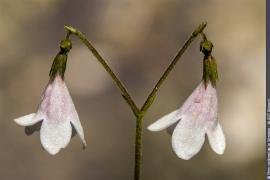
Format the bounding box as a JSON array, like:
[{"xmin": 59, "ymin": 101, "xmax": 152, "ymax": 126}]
[{"xmin": 0, "ymin": 0, "xmax": 264, "ymax": 179}]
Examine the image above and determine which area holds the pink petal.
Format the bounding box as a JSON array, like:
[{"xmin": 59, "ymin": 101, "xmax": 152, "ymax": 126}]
[
  {"xmin": 181, "ymin": 82, "xmax": 219, "ymax": 130},
  {"xmin": 205, "ymin": 84, "xmax": 218, "ymax": 129},
  {"xmin": 40, "ymin": 75, "xmax": 86, "ymax": 145}
]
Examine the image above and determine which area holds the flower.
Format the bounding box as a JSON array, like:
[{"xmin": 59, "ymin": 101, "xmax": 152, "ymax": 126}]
[
  {"xmin": 147, "ymin": 81, "xmax": 225, "ymax": 160},
  {"xmin": 14, "ymin": 74, "xmax": 86, "ymax": 155},
  {"xmin": 14, "ymin": 37, "xmax": 86, "ymax": 155}
]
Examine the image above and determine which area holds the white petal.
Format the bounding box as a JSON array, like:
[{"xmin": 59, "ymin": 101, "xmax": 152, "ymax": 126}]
[
  {"xmin": 70, "ymin": 114, "xmax": 87, "ymax": 148},
  {"xmin": 172, "ymin": 116, "xmax": 205, "ymax": 160},
  {"xmin": 40, "ymin": 120, "xmax": 72, "ymax": 155},
  {"xmin": 207, "ymin": 123, "xmax": 226, "ymax": 155},
  {"xmin": 14, "ymin": 113, "xmax": 42, "ymax": 126},
  {"xmin": 147, "ymin": 110, "xmax": 181, "ymax": 131},
  {"xmin": 60, "ymin": 81, "xmax": 86, "ymax": 147}
]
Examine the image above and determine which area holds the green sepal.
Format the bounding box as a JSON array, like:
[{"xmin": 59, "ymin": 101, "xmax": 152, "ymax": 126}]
[
  {"xmin": 49, "ymin": 38, "xmax": 72, "ymax": 80},
  {"xmin": 49, "ymin": 53, "xmax": 67, "ymax": 80},
  {"xmin": 203, "ymin": 55, "xmax": 218, "ymax": 87}
]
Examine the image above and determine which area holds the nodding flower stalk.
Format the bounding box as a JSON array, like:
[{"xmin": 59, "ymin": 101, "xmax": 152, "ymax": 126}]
[{"xmin": 148, "ymin": 34, "xmax": 225, "ymax": 160}]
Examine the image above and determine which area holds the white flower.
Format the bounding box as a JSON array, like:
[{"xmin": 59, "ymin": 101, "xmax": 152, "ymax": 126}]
[
  {"xmin": 14, "ymin": 74, "xmax": 86, "ymax": 155},
  {"xmin": 148, "ymin": 82, "xmax": 225, "ymax": 160}
]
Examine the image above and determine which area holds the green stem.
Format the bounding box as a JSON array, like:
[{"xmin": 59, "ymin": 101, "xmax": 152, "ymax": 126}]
[
  {"xmin": 140, "ymin": 22, "xmax": 207, "ymax": 113},
  {"xmin": 134, "ymin": 115, "xmax": 143, "ymax": 180},
  {"xmin": 64, "ymin": 22, "xmax": 207, "ymax": 180},
  {"xmin": 64, "ymin": 25, "xmax": 140, "ymax": 116},
  {"xmin": 133, "ymin": 23, "xmax": 206, "ymax": 180}
]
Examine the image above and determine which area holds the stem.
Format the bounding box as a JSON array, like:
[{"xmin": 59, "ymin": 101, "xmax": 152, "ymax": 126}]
[
  {"xmin": 64, "ymin": 25, "xmax": 140, "ymax": 116},
  {"xmin": 64, "ymin": 22, "xmax": 207, "ymax": 180},
  {"xmin": 141, "ymin": 22, "xmax": 207, "ymax": 113},
  {"xmin": 200, "ymin": 32, "xmax": 207, "ymax": 41},
  {"xmin": 134, "ymin": 115, "xmax": 143, "ymax": 180}
]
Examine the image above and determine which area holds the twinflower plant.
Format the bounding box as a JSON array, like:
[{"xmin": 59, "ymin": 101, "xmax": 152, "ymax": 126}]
[{"xmin": 14, "ymin": 22, "xmax": 225, "ymax": 180}]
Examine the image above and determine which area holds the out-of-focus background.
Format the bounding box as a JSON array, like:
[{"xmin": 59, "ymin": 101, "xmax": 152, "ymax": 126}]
[{"xmin": 0, "ymin": 0, "xmax": 264, "ymax": 179}]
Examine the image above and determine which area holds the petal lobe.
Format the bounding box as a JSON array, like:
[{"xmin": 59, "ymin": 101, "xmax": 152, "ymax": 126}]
[{"xmin": 148, "ymin": 110, "xmax": 181, "ymax": 131}]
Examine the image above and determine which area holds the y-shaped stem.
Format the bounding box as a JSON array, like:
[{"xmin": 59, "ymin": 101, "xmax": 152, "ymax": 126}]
[{"xmin": 64, "ymin": 22, "xmax": 207, "ymax": 180}]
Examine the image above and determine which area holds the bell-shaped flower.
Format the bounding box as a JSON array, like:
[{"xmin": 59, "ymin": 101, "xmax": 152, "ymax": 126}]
[
  {"xmin": 14, "ymin": 39, "xmax": 86, "ymax": 155},
  {"xmin": 148, "ymin": 81, "xmax": 225, "ymax": 160},
  {"xmin": 14, "ymin": 74, "xmax": 86, "ymax": 155}
]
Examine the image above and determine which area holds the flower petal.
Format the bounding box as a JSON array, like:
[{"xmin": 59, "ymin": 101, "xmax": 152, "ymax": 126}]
[
  {"xmin": 14, "ymin": 113, "xmax": 42, "ymax": 126},
  {"xmin": 204, "ymin": 83, "xmax": 218, "ymax": 129},
  {"xmin": 207, "ymin": 123, "xmax": 226, "ymax": 155},
  {"xmin": 60, "ymin": 81, "xmax": 87, "ymax": 148},
  {"xmin": 70, "ymin": 114, "xmax": 87, "ymax": 148},
  {"xmin": 147, "ymin": 110, "xmax": 181, "ymax": 131},
  {"xmin": 172, "ymin": 115, "xmax": 205, "ymax": 160},
  {"xmin": 40, "ymin": 120, "xmax": 72, "ymax": 155}
]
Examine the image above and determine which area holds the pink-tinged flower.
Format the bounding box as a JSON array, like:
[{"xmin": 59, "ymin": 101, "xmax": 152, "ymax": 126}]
[
  {"xmin": 14, "ymin": 74, "xmax": 86, "ymax": 155},
  {"xmin": 148, "ymin": 82, "xmax": 225, "ymax": 160}
]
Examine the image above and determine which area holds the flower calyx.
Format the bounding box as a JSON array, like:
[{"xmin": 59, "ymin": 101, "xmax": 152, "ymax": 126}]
[
  {"xmin": 49, "ymin": 38, "xmax": 72, "ymax": 80},
  {"xmin": 200, "ymin": 34, "xmax": 218, "ymax": 87}
]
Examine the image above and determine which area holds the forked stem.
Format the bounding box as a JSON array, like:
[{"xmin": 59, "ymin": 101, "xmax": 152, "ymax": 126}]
[{"xmin": 64, "ymin": 22, "xmax": 207, "ymax": 180}]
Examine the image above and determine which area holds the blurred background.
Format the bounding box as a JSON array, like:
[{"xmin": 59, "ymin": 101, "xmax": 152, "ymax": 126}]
[{"xmin": 0, "ymin": 0, "xmax": 264, "ymax": 179}]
